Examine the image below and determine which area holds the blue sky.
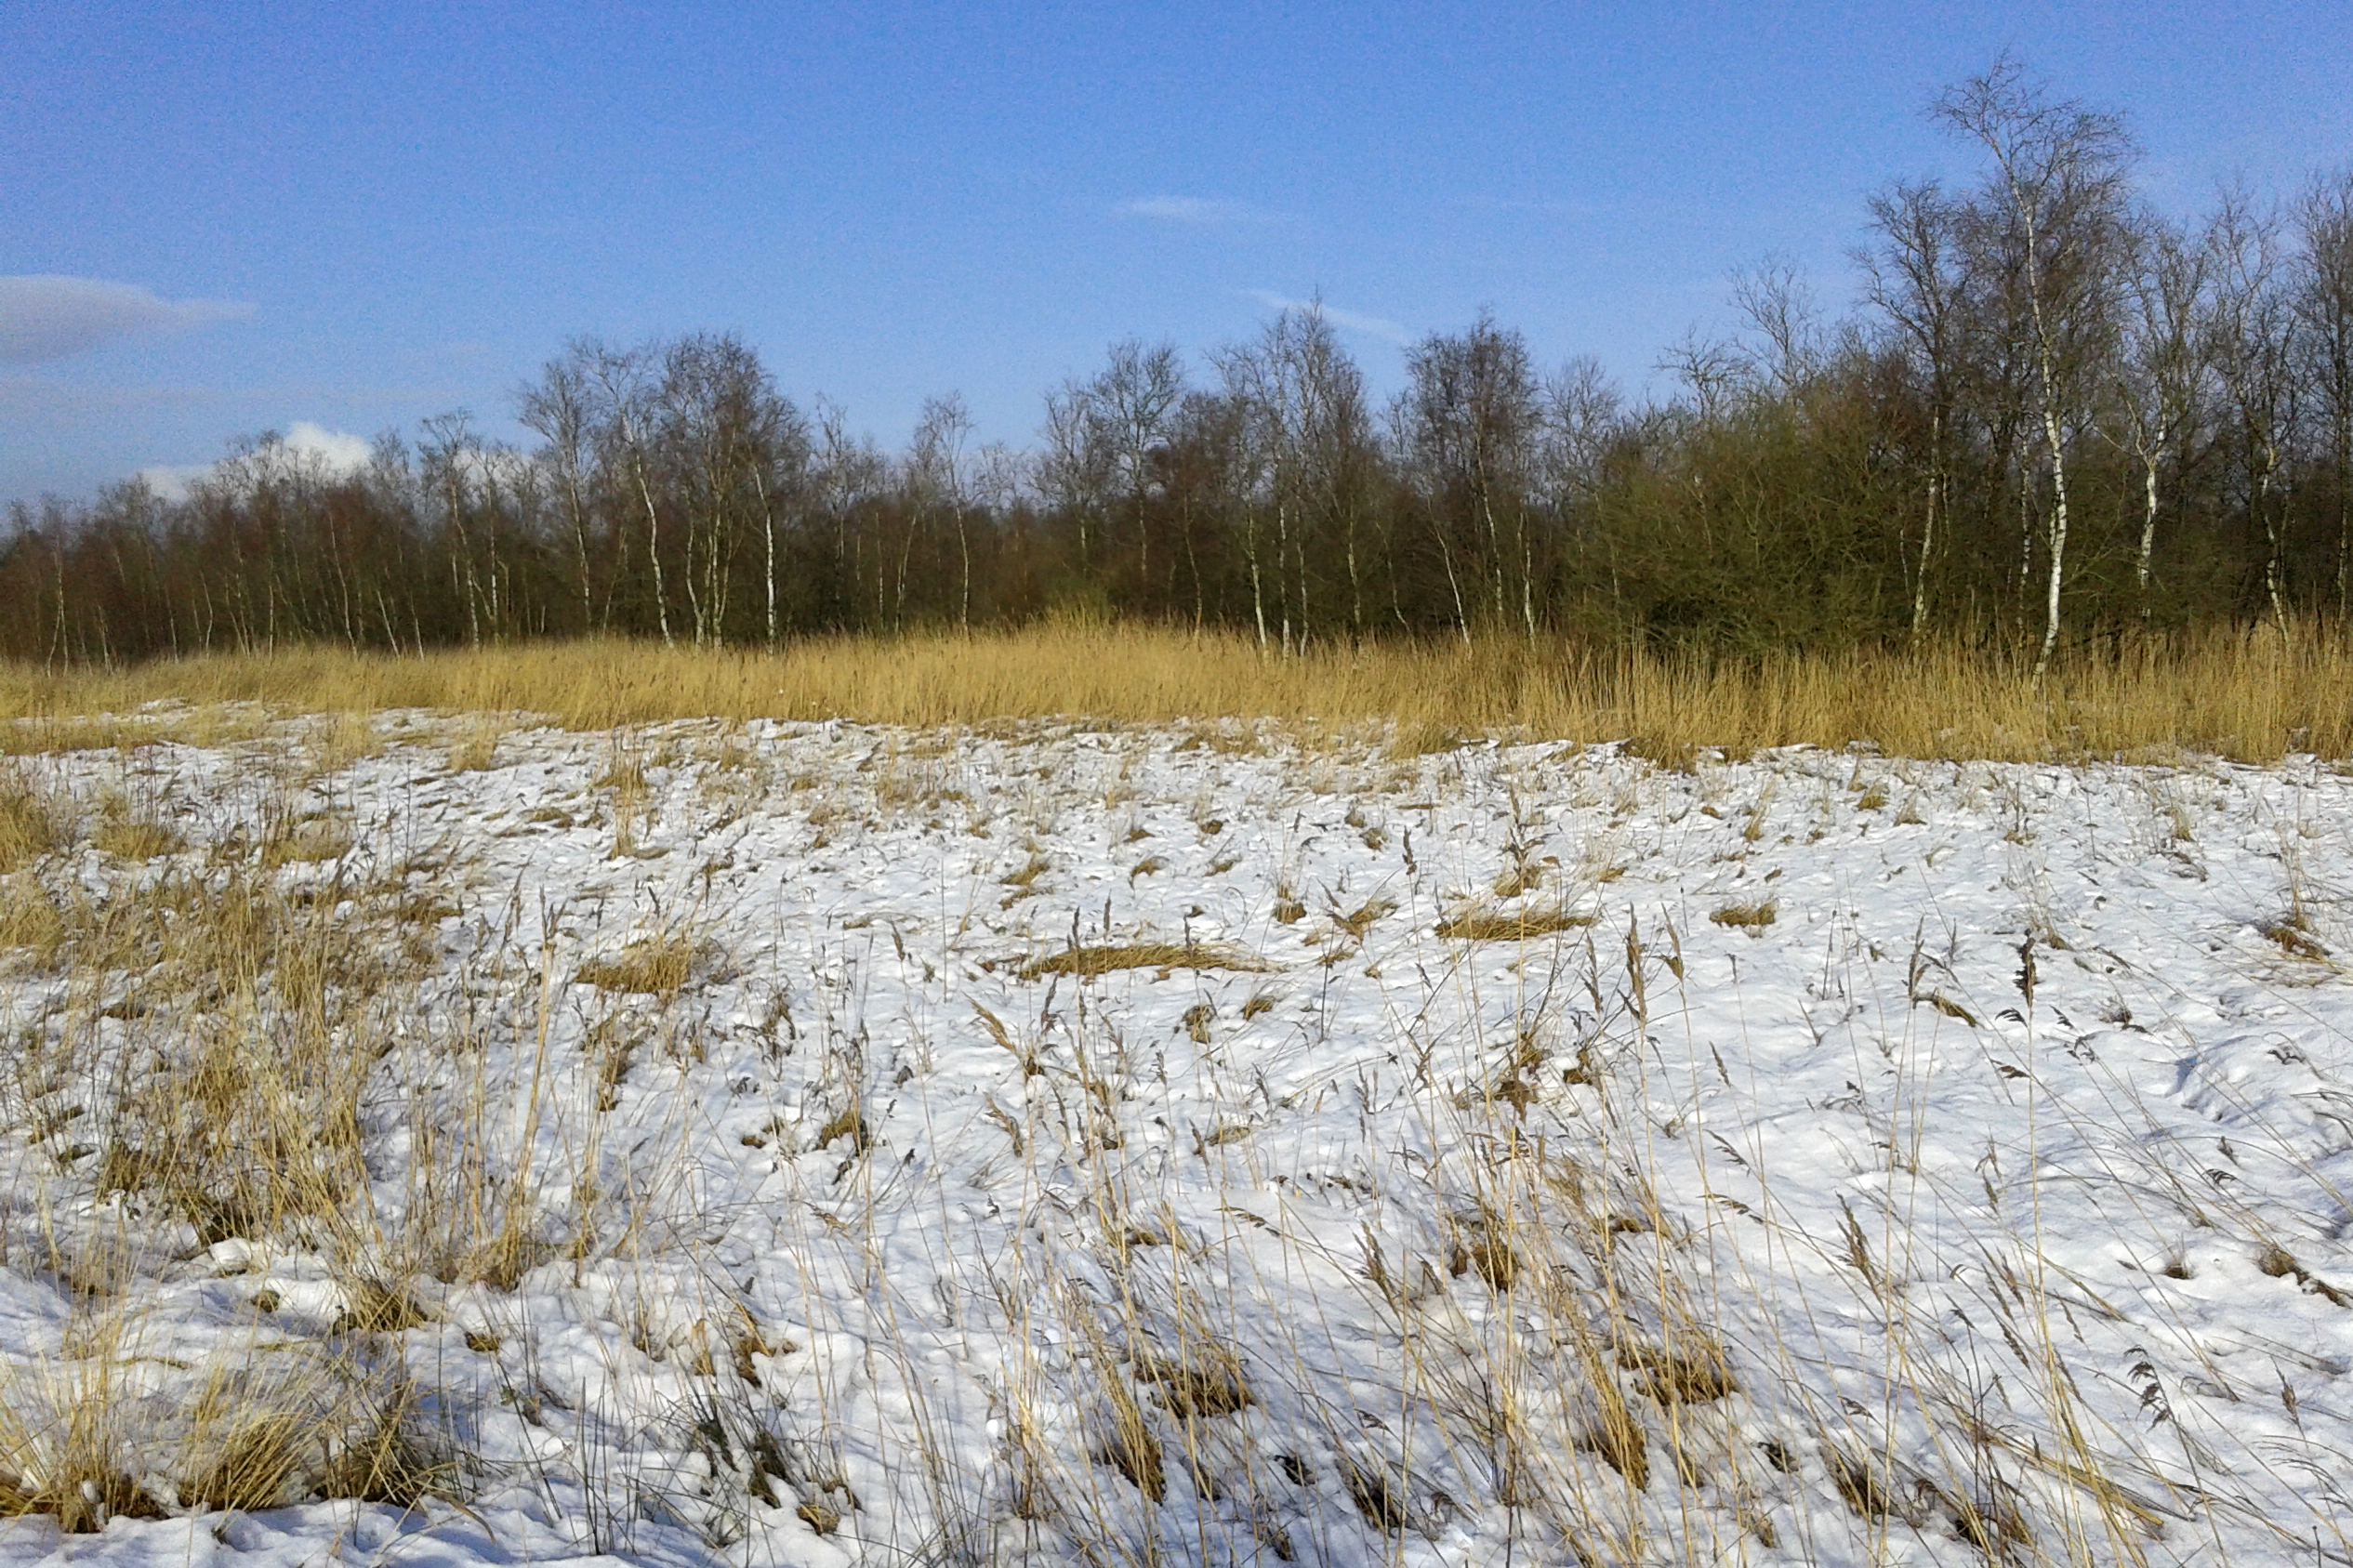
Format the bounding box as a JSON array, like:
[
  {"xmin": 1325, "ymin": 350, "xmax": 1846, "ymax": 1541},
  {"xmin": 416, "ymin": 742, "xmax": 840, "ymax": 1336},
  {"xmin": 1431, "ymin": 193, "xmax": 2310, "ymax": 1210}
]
[{"xmin": 6, "ymin": 2, "xmax": 2349, "ymax": 502}]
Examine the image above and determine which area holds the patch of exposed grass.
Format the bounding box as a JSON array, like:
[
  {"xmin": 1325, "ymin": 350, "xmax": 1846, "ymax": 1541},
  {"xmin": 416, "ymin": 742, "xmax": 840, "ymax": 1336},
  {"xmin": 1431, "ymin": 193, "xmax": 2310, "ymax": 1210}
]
[
  {"xmin": 0, "ymin": 879, "xmax": 68, "ymax": 964},
  {"xmin": 0, "ymin": 710, "xmax": 269, "ymax": 758},
  {"xmin": 999, "ymin": 853, "xmax": 1050, "ymax": 889},
  {"xmin": 1434, "ymin": 905, "xmax": 1596, "ymax": 942},
  {"xmin": 1326, "ymin": 897, "xmax": 1395, "ymax": 943},
  {"xmin": 89, "ymin": 819, "xmax": 183, "ymax": 861},
  {"xmin": 576, "ymin": 933, "xmax": 701, "ymax": 995},
  {"xmin": 2261, "ymin": 916, "xmax": 2330, "ymax": 960},
  {"xmin": 1710, "ymin": 901, "xmax": 1778, "ymax": 929},
  {"xmin": 0, "ymin": 765, "xmax": 64, "ymax": 872},
  {"xmin": 260, "ymin": 816, "xmax": 354, "ymax": 868},
  {"xmin": 88, "ymin": 795, "xmax": 185, "ymax": 862},
  {"xmin": 1019, "ymin": 941, "xmax": 1271, "ymax": 980},
  {"xmin": 311, "ymin": 711, "xmax": 384, "ymax": 773}
]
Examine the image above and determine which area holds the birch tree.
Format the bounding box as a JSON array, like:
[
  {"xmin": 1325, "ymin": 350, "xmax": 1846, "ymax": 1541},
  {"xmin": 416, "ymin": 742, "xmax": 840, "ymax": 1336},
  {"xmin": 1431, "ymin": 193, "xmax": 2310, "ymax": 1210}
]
[
  {"xmin": 910, "ymin": 393, "xmax": 975, "ymax": 631},
  {"xmin": 1935, "ymin": 55, "xmax": 2134, "ymax": 676},
  {"xmin": 584, "ymin": 342, "xmax": 673, "ymax": 645},
  {"xmin": 2205, "ymin": 191, "xmax": 2298, "ymax": 626},
  {"xmin": 1088, "ymin": 339, "xmax": 1184, "ymax": 592},
  {"xmin": 1863, "ymin": 180, "xmax": 1968, "ymax": 637},
  {"xmin": 1403, "ymin": 312, "xmax": 1541, "ymax": 639},
  {"xmin": 517, "ymin": 349, "xmax": 604, "ymax": 632},
  {"xmin": 2110, "ymin": 211, "xmax": 2210, "ymax": 611},
  {"xmin": 2296, "ymin": 172, "xmax": 2353, "ymax": 613}
]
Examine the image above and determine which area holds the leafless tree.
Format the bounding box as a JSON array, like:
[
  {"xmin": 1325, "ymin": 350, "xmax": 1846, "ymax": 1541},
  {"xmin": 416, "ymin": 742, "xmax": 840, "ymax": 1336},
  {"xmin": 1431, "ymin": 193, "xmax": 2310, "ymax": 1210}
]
[
  {"xmin": 1731, "ymin": 257, "xmax": 1824, "ymax": 396},
  {"xmin": 2110, "ymin": 210, "xmax": 2212, "ymax": 609},
  {"xmin": 2296, "ymin": 171, "xmax": 2353, "ymax": 612},
  {"xmin": 1404, "ymin": 311, "xmax": 1541, "ymax": 639},
  {"xmin": 911, "ymin": 393, "xmax": 976, "ymax": 631},
  {"xmin": 1935, "ymin": 53, "xmax": 2135, "ymax": 675},
  {"xmin": 517, "ymin": 347, "xmax": 602, "ymax": 631},
  {"xmin": 1863, "ymin": 180, "xmax": 1969, "ymax": 636},
  {"xmin": 1039, "ymin": 380, "xmax": 1114, "ymax": 579},
  {"xmin": 584, "ymin": 341, "xmax": 674, "ymax": 646},
  {"xmin": 418, "ymin": 413, "xmax": 489, "ymax": 648},
  {"xmin": 1088, "ymin": 339, "xmax": 1184, "ymax": 587},
  {"xmin": 1219, "ymin": 305, "xmax": 1373, "ymax": 649},
  {"xmin": 2205, "ymin": 188, "xmax": 2298, "ymax": 626}
]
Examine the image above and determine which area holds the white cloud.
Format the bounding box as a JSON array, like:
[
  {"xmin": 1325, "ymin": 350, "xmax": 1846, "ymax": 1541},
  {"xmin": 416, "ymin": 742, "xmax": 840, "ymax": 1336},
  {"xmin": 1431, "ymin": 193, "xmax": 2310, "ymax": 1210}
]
[
  {"xmin": 1242, "ymin": 289, "xmax": 1412, "ymax": 346},
  {"xmin": 0, "ymin": 275, "xmax": 252, "ymax": 364},
  {"xmin": 137, "ymin": 421, "xmax": 373, "ymax": 501},
  {"xmin": 1116, "ymin": 196, "xmax": 1261, "ymax": 225},
  {"xmin": 131, "ymin": 463, "xmax": 212, "ymax": 501},
  {"xmin": 284, "ymin": 420, "xmax": 373, "ymax": 472}
]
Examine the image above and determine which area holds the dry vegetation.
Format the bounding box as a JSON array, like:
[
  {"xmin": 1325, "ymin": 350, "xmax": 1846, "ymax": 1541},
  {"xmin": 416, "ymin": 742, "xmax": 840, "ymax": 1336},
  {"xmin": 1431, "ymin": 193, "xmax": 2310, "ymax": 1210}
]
[
  {"xmin": 0, "ymin": 653, "xmax": 2346, "ymax": 1565},
  {"xmin": 4, "ymin": 619, "xmax": 2353, "ymax": 764}
]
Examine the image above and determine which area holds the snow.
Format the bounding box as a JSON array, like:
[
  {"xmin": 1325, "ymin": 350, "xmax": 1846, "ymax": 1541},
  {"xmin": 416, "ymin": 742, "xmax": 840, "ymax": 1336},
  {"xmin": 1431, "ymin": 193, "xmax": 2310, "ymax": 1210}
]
[{"xmin": 2, "ymin": 714, "xmax": 2350, "ymax": 1564}]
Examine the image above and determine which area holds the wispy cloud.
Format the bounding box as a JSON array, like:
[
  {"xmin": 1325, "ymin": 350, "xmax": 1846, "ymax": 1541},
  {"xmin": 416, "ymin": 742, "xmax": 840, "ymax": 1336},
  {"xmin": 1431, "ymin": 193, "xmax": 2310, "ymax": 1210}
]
[
  {"xmin": 0, "ymin": 275, "xmax": 253, "ymax": 364},
  {"xmin": 138, "ymin": 421, "xmax": 372, "ymax": 500},
  {"xmin": 1242, "ymin": 289, "xmax": 1412, "ymax": 346},
  {"xmin": 1116, "ymin": 195, "xmax": 1264, "ymax": 225}
]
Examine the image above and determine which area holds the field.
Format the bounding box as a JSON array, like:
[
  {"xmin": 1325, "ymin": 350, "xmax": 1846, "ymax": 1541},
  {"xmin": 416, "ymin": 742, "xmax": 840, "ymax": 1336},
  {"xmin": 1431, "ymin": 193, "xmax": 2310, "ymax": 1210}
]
[{"xmin": 0, "ymin": 639, "xmax": 2349, "ymax": 1566}]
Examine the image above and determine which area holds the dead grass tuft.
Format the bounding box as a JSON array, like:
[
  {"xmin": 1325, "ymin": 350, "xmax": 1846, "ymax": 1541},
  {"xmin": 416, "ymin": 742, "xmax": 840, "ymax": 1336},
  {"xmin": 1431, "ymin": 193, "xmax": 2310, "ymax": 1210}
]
[
  {"xmin": 1710, "ymin": 900, "xmax": 1778, "ymax": 929},
  {"xmin": 1132, "ymin": 1351, "xmax": 1253, "ymax": 1418},
  {"xmin": 0, "ymin": 765, "xmax": 64, "ymax": 872},
  {"xmin": 178, "ymin": 1399, "xmax": 313, "ymax": 1513},
  {"xmin": 260, "ymin": 816, "xmax": 353, "ymax": 868},
  {"xmin": 576, "ymin": 933, "xmax": 701, "ymax": 995},
  {"xmin": 89, "ymin": 803, "xmax": 184, "ymax": 861},
  {"xmin": 317, "ymin": 1377, "xmax": 456, "ymax": 1506},
  {"xmin": 1435, "ymin": 904, "xmax": 1596, "ymax": 942},
  {"xmin": 1617, "ymin": 1340, "xmax": 1738, "ymax": 1404},
  {"xmin": 0, "ymin": 879, "xmax": 68, "ymax": 964},
  {"xmin": 2262, "ymin": 918, "xmax": 2330, "ymax": 960},
  {"xmin": 1019, "ymin": 941, "xmax": 1271, "ymax": 980},
  {"xmin": 0, "ymin": 1364, "xmax": 165, "ymax": 1532},
  {"xmin": 446, "ymin": 716, "xmax": 509, "ymax": 773}
]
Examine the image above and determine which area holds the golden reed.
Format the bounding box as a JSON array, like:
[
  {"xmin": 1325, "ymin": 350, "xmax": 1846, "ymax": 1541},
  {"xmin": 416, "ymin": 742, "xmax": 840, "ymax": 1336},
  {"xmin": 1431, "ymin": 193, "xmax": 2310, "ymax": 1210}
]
[{"xmin": 4, "ymin": 620, "xmax": 2348, "ymax": 762}]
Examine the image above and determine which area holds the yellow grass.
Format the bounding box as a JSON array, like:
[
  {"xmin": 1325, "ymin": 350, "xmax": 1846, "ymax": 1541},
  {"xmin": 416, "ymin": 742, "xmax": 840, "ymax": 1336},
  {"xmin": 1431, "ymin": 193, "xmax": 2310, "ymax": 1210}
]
[
  {"xmin": 1434, "ymin": 905, "xmax": 1599, "ymax": 942},
  {"xmin": 575, "ymin": 933, "xmax": 702, "ymax": 995},
  {"xmin": 0, "ymin": 767, "xmax": 62, "ymax": 872},
  {"xmin": 1018, "ymin": 942, "xmax": 1270, "ymax": 980},
  {"xmin": 3, "ymin": 620, "xmax": 2351, "ymax": 760}
]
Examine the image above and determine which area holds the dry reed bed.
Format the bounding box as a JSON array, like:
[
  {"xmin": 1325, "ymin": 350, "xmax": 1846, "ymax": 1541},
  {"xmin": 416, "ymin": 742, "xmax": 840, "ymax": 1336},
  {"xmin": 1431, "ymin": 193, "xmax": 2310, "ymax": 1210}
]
[
  {"xmin": 0, "ymin": 713, "xmax": 2346, "ymax": 1565},
  {"xmin": 4, "ymin": 621, "xmax": 2353, "ymax": 761}
]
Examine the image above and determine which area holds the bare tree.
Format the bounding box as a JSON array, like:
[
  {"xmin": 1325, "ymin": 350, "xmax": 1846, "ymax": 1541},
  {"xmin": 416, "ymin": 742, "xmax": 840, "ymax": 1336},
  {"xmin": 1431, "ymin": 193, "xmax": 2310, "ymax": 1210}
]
[
  {"xmin": 584, "ymin": 341, "xmax": 674, "ymax": 645},
  {"xmin": 1536, "ymin": 356, "xmax": 1623, "ymax": 595},
  {"xmin": 1404, "ymin": 311, "xmax": 1541, "ymax": 639},
  {"xmin": 752, "ymin": 389, "xmax": 811, "ymax": 649},
  {"xmin": 1088, "ymin": 339, "xmax": 1184, "ymax": 589},
  {"xmin": 1863, "ymin": 180, "xmax": 1968, "ymax": 637},
  {"xmin": 809, "ymin": 397, "xmax": 885, "ymax": 631},
  {"xmin": 2205, "ymin": 188, "xmax": 2298, "ymax": 626},
  {"xmin": 1658, "ymin": 330, "xmax": 1749, "ymax": 424},
  {"xmin": 911, "ymin": 393, "xmax": 976, "ymax": 631},
  {"xmin": 517, "ymin": 347, "xmax": 603, "ymax": 633},
  {"xmin": 656, "ymin": 333, "xmax": 779, "ymax": 646},
  {"xmin": 1935, "ymin": 54, "xmax": 2134, "ymax": 676},
  {"xmin": 2110, "ymin": 209, "xmax": 2211, "ymax": 611},
  {"xmin": 2296, "ymin": 171, "xmax": 2353, "ymax": 613},
  {"xmin": 1218, "ymin": 305, "xmax": 1373, "ymax": 649},
  {"xmin": 1039, "ymin": 384, "xmax": 1108, "ymax": 585},
  {"xmin": 418, "ymin": 413, "xmax": 487, "ymax": 648},
  {"xmin": 1731, "ymin": 256, "xmax": 1824, "ymax": 395}
]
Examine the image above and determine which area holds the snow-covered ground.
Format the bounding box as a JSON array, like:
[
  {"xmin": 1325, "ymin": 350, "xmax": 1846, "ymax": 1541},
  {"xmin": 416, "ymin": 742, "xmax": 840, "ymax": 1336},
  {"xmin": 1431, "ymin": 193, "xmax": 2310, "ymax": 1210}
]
[{"xmin": 2, "ymin": 713, "xmax": 2350, "ymax": 1566}]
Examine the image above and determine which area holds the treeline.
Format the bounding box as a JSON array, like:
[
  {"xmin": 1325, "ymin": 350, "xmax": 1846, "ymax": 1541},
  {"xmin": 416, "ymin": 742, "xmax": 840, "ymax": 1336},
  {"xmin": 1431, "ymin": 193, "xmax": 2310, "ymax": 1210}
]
[{"xmin": 8, "ymin": 60, "xmax": 2353, "ymax": 667}]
